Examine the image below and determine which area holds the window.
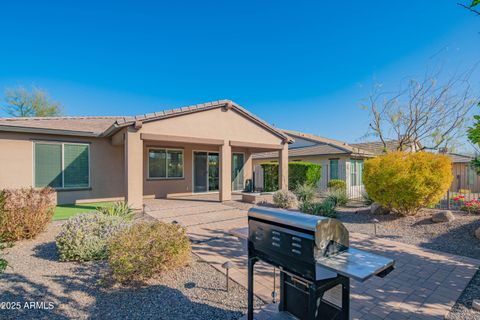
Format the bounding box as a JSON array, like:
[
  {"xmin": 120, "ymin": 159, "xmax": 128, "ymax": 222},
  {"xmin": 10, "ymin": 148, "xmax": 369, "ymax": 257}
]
[
  {"xmin": 350, "ymin": 159, "xmax": 364, "ymax": 186},
  {"xmin": 148, "ymin": 148, "xmax": 184, "ymax": 179},
  {"xmin": 329, "ymin": 159, "xmax": 339, "ymax": 180},
  {"xmin": 34, "ymin": 142, "xmax": 90, "ymax": 189}
]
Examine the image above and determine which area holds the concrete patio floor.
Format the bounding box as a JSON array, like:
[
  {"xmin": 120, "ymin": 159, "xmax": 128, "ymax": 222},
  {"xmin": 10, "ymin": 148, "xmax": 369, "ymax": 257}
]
[{"xmin": 145, "ymin": 196, "xmax": 480, "ymax": 320}]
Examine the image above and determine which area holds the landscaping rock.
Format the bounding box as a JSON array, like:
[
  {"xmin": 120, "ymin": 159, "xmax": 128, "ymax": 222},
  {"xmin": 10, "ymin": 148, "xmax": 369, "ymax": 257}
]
[
  {"xmin": 431, "ymin": 210, "xmax": 455, "ymax": 223},
  {"xmin": 370, "ymin": 203, "xmax": 389, "ymax": 215},
  {"xmin": 475, "ymin": 227, "xmax": 480, "ymax": 240},
  {"xmin": 473, "ymin": 299, "xmax": 480, "ymax": 311}
]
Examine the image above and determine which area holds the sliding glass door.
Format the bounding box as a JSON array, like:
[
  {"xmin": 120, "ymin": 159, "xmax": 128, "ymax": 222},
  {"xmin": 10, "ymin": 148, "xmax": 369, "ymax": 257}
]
[
  {"xmin": 232, "ymin": 153, "xmax": 245, "ymax": 191},
  {"xmin": 194, "ymin": 151, "xmax": 244, "ymax": 193},
  {"xmin": 193, "ymin": 151, "xmax": 219, "ymax": 193}
]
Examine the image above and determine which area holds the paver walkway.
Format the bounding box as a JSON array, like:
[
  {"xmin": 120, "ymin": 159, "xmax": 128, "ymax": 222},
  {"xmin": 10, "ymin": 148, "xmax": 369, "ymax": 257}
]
[{"xmin": 145, "ymin": 197, "xmax": 480, "ymax": 320}]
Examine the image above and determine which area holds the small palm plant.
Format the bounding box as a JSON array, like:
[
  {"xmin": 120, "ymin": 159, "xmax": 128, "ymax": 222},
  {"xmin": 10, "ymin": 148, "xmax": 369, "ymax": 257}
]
[{"xmin": 96, "ymin": 201, "xmax": 134, "ymax": 220}]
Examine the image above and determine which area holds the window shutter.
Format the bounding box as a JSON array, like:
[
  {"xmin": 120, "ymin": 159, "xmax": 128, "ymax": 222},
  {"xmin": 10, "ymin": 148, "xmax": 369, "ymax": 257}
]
[
  {"xmin": 35, "ymin": 143, "xmax": 62, "ymax": 188},
  {"xmin": 64, "ymin": 144, "xmax": 89, "ymax": 188}
]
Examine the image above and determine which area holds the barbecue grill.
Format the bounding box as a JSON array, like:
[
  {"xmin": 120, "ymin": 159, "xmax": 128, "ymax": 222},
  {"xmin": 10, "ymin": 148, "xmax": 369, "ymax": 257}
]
[{"xmin": 247, "ymin": 207, "xmax": 395, "ymax": 320}]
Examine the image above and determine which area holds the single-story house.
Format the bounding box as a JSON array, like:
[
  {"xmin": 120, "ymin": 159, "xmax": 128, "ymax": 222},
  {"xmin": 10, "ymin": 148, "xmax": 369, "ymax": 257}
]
[
  {"xmin": 253, "ymin": 130, "xmax": 419, "ymax": 198},
  {"xmin": 0, "ymin": 100, "xmax": 292, "ymax": 208}
]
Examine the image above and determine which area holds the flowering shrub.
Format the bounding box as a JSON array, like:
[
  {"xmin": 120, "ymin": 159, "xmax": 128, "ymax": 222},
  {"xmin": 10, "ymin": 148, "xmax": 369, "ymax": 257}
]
[
  {"xmin": 460, "ymin": 199, "xmax": 480, "ymax": 214},
  {"xmin": 0, "ymin": 188, "xmax": 56, "ymax": 241},
  {"xmin": 109, "ymin": 222, "xmax": 191, "ymax": 283},
  {"xmin": 273, "ymin": 190, "xmax": 298, "ymax": 209},
  {"xmin": 453, "ymin": 195, "xmax": 466, "ymax": 202},
  {"xmin": 56, "ymin": 213, "xmax": 130, "ymax": 262}
]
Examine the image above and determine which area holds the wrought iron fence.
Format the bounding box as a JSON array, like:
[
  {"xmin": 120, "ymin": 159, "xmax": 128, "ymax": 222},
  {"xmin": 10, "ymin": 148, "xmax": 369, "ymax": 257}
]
[{"xmin": 253, "ymin": 163, "xmax": 366, "ymax": 200}]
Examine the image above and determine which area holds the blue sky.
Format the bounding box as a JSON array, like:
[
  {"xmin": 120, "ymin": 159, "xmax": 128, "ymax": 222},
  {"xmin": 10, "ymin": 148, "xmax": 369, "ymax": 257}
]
[{"xmin": 0, "ymin": 1, "xmax": 478, "ymax": 144}]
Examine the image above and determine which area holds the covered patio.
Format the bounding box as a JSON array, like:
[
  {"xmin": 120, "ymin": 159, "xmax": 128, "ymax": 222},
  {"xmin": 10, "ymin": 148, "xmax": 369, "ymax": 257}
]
[
  {"xmin": 144, "ymin": 197, "xmax": 480, "ymax": 319},
  {"xmin": 108, "ymin": 101, "xmax": 292, "ymax": 208}
]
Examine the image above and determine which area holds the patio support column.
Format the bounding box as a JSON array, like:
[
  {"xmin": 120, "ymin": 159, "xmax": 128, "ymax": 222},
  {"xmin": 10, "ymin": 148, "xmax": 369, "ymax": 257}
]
[
  {"xmin": 279, "ymin": 143, "xmax": 289, "ymax": 190},
  {"xmin": 220, "ymin": 141, "xmax": 232, "ymax": 202},
  {"xmin": 125, "ymin": 127, "xmax": 143, "ymax": 209}
]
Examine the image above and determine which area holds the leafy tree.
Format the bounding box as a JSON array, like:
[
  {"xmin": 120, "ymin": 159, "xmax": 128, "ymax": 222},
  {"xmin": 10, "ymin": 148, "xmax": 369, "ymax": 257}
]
[
  {"xmin": 458, "ymin": 0, "xmax": 480, "ymax": 15},
  {"xmin": 467, "ymin": 104, "xmax": 480, "ymax": 172},
  {"xmin": 2, "ymin": 86, "xmax": 62, "ymax": 117}
]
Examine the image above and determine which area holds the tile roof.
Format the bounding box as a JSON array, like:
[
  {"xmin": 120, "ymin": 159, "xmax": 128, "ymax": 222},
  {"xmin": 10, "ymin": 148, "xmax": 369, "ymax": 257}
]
[
  {"xmin": 350, "ymin": 140, "xmax": 399, "ymax": 155},
  {"xmin": 253, "ymin": 143, "xmax": 358, "ymax": 159},
  {"xmin": 0, "ymin": 100, "xmax": 290, "ymax": 141},
  {"xmin": 0, "ymin": 116, "xmax": 119, "ymax": 136},
  {"xmin": 447, "ymin": 153, "xmax": 474, "ymax": 163}
]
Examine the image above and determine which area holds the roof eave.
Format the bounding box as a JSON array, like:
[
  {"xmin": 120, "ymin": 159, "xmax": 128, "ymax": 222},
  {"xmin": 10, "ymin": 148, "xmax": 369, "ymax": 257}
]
[{"xmin": 0, "ymin": 125, "xmax": 100, "ymax": 137}]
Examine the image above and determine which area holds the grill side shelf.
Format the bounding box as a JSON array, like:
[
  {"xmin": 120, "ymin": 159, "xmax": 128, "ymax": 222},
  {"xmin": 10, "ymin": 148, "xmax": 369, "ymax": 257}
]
[{"xmin": 315, "ymin": 247, "xmax": 395, "ymax": 282}]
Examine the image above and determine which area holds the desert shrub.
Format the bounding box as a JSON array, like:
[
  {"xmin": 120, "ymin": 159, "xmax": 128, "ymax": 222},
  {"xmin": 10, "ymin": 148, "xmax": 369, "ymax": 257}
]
[
  {"xmin": 363, "ymin": 151, "xmax": 452, "ymax": 216},
  {"xmin": 261, "ymin": 162, "xmax": 322, "ymax": 192},
  {"xmin": 295, "ymin": 183, "xmax": 316, "ymax": 203},
  {"xmin": 273, "ymin": 190, "xmax": 298, "ymax": 209},
  {"xmin": 361, "ymin": 191, "xmax": 374, "ymax": 206},
  {"xmin": 327, "ymin": 179, "xmax": 346, "ymax": 192},
  {"xmin": 96, "ymin": 201, "xmax": 134, "ymax": 220},
  {"xmin": 56, "ymin": 213, "xmax": 129, "ymax": 262},
  {"xmin": 299, "ymin": 198, "xmax": 337, "ymax": 218},
  {"xmin": 0, "ymin": 237, "xmax": 8, "ymax": 273},
  {"xmin": 324, "ymin": 188, "xmax": 348, "ymax": 206},
  {"xmin": 109, "ymin": 222, "xmax": 191, "ymax": 283},
  {"xmin": 0, "ymin": 188, "xmax": 56, "ymax": 241}
]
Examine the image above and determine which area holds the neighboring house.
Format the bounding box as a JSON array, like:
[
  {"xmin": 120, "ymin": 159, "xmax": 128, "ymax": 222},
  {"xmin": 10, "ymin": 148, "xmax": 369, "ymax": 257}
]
[
  {"xmin": 253, "ymin": 130, "xmax": 423, "ymax": 198},
  {"xmin": 253, "ymin": 130, "xmax": 377, "ymax": 198},
  {"xmin": 441, "ymin": 153, "xmax": 479, "ymax": 193},
  {"xmin": 0, "ymin": 100, "xmax": 292, "ymax": 208}
]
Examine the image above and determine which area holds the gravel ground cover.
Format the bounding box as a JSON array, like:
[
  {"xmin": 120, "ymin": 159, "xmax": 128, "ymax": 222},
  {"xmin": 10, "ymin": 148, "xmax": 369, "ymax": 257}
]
[
  {"xmin": 337, "ymin": 208, "xmax": 480, "ymax": 259},
  {"xmin": 0, "ymin": 222, "xmax": 263, "ymax": 320},
  {"xmin": 337, "ymin": 207, "xmax": 480, "ymax": 320}
]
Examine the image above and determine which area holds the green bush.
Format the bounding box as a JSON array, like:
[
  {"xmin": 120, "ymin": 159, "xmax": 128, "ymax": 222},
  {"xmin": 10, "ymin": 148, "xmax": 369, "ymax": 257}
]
[
  {"xmin": 327, "ymin": 179, "xmax": 346, "ymax": 192},
  {"xmin": 0, "ymin": 188, "xmax": 56, "ymax": 241},
  {"xmin": 96, "ymin": 201, "xmax": 134, "ymax": 220},
  {"xmin": 273, "ymin": 190, "xmax": 298, "ymax": 209},
  {"xmin": 295, "ymin": 183, "xmax": 316, "ymax": 203},
  {"xmin": 364, "ymin": 151, "xmax": 453, "ymax": 216},
  {"xmin": 324, "ymin": 188, "xmax": 348, "ymax": 206},
  {"xmin": 56, "ymin": 213, "xmax": 130, "ymax": 262},
  {"xmin": 261, "ymin": 162, "xmax": 321, "ymax": 192},
  {"xmin": 0, "ymin": 237, "xmax": 8, "ymax": 273},
  {"xmin": 108, "ymin": 222, "xmax": 191, "ymax": 283},
  {"xmin": 299, "ymin": 199, "xmax": 337, "ymax": 218}
]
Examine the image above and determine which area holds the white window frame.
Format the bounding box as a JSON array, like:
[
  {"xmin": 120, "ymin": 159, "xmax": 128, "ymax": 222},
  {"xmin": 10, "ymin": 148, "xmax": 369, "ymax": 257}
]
[
  {"xmin": 32, "ymin": 141, "xmax": 91, "ymax": 190},
  {"xmin": 147, "ymin": 147, "xmax": 185, "ymax": 180}
]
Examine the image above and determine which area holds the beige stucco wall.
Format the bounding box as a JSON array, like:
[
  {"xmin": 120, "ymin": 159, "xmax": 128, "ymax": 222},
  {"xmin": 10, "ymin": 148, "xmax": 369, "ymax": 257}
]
[
  {"xmin": 140, "ymin": 108, "xmax": 284, "ymax": 145},
  {"xmin": 0, "ymin": 131, "xmax": 125, "ymax": 204},
  {"xmin": 143, "ymin": 140, "xmax": 251, "ymax": 198}
]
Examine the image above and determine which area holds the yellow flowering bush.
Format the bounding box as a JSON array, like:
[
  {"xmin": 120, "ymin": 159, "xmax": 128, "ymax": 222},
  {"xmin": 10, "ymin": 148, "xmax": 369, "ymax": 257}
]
[{"xmin": 363, "ymin": 151, "xmax": 452, "ymax": 216}]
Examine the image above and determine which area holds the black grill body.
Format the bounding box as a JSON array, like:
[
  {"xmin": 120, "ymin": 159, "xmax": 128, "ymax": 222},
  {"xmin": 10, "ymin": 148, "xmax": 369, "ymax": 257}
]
[
  {"xmin": 247, "ymin": 207, "xmax": 395, "ymax": 320},
  {"xmin": 248, "ymin": 215, "xmax": 348, "ymax": 320}
]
